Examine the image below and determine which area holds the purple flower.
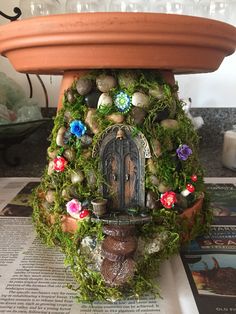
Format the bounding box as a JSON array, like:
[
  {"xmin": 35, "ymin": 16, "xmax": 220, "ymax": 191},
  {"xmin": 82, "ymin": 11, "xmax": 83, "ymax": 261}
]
[
  {"xmin": 176, "ymin": 144, "xmax": 192, "ymax": 161},
  {"xmin": 70, "ymin": 120, "xmax": 87, "ymax": 138}
]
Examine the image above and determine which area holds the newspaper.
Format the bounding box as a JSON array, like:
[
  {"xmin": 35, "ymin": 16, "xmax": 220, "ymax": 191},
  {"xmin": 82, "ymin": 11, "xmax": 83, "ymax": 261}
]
[
  {"xmin": 0, "ymin": 177, "xmax": 185, "ymax": 314},
  {"xmin": 180, "ymin": 178, "xmax": 236, "ymax": 314},
  {"xmin": 1, "ymin": 177, "xmax": 235, "ymax": 314}
]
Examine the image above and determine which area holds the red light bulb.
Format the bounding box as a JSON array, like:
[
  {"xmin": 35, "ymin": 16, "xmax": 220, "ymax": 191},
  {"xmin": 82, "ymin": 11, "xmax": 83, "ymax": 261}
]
[
  {"xmin": 79, "ymin": 209, "xmax": 90, "ymax": 219},
  {"xmin": 186, "ymin": 183, "xmax": 195, "ymax": 193},
  {"xmin": 191, "ymin": 174, "xmax": 198, "ymax": 182}
]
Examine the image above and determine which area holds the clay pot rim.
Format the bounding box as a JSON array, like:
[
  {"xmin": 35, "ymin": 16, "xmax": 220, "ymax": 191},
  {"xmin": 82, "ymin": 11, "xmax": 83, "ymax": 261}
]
[
  {"xmin": 0, "ymin": 13, "xmax": 235, "ymax": 74},
  {"xmin": 180, "ymin": 192, "xmax": 204, "ymax": 219},
  {"xmin": 91, "ymin": 198, "xmax": 108, "ymax": 205}
]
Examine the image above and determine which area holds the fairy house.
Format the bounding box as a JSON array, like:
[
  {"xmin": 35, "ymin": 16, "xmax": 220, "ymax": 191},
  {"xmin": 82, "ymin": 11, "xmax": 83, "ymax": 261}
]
[{"xmin": 32, "ymin": 69, "xmax": 209, "ymax": 301}]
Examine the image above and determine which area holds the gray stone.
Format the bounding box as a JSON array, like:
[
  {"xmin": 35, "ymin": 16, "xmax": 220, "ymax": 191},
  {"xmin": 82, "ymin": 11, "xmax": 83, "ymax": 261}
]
[
  {"xmin": 63, "ymin": 149, "xmax": 76, "ymax": 161},
  {"xmin": 107, "ymin": 113, "xmax": 125, "ymax": 124},
  {"xmin": 131, "ymin": 107, "xmax": 147, "ymax": 125},
  {"xmin": 163, "ymin": 137, "xmax": 173, "ymax": 151},
  {"xmin": 147, "ymin": 158, "xmax": 156, "ymax": 174},
  {"xmin": 56, "ymin": 126, "xmax": 67, "ymax": 147},
  {"xmin": 149, "ymin": 84, "xmax": 164, "ymax": 99},
  {"xmin": 64, "ymin": 111, "xmax": 73, "ymax": 123},
  {"xmin": 150, "ymin": 175, "xmax": 160, "ymax": 186},
  {"xmin": 69, "ymin": 185, "xmax": 80, "ymax": 198},
  {"xmin": 47, "ymin": 161, "xmax": 54, "ymax": 175},
  {"xmin": 71, "ymin": 170, "xmax": 84, "ymax": 184},
  {"xmin": 97, "ymin": 93, "xmax": 113, "ymax": 110},
  {"xmin": 136, "ymin": 231, "xmax": 168, "ymax": 256},
  {"xmin": 146, "ymin": 191, "xmax": 158, "ymax": 210},
  {"xmin": 62, "ymin": 187, "xmax": 71, "ymax": 200},
  {"xmin": 47, "ymin": 148, "xmax": 59, "ymax": 160},
  {"xmin": 132, "ymin": 92, "xmax": 149, "ymax": 108},
  {"xmin": 96, "ymin": 74, "xmax": 117, "ymax": 93},
  {"xmin": 41, "ymin": 201, "xmax": 51, "ymax": 213},
  {"xmin": 153, "ymin": 107, "xmax": 170, "ymax": 123},
  {"xmin": 160, "ymin": 119, "xmax": 179, "ymax": 129},
  {"xmin": 66, "ymin": 89, "xmax": 76, "ymax": 103},
  {"xmin": 45, "ymin": 190, "xmax": 55, "ymax": 203},
  {"xmin": 87, "ymin": 170, "xmax": 97, "ymax": 187},
  {"xmin": 170, "ymin": 99, "xmax": 177, "ymax": 118},
  {"xmin": 85, "ymin": 108, "xmax": 100, "ymax": 134},
  {"xmin": 82, "ymin": 149, "xmax": 92, "ymax": 159},
  {"xmin": 118, "ymin": 71, "xmax": 137, "ymax": 89},
  {"xmin": 76, "ymin": 78, "xmax": 93, "ymax": 95},
  {"xmin": 85, "ymin": 90, "xmax": 102, "ymax": 108},
  {"xmin": 79, "ymin": 237, "xmax": 103, "ymax": 271},
  {"xmin": 151, "ymin": 139, "xmax": 162, "ymax": 157},
  {"xmin": 80, "ymin": 134, "xmax": 93, "ymax": 147},
  {"xmin": 158, "ymin": 183, "xmax": 171, "ymax": 193}
]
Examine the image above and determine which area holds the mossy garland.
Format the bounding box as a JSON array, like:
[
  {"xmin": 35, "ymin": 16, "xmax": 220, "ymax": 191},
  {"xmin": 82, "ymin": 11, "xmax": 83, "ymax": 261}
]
[{"xmin": 32, "ymin": 69, "xmax": 212, "ymax": 302}]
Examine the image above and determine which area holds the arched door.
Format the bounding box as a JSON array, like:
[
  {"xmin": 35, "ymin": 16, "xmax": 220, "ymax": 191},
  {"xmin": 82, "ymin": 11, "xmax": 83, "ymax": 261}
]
[{"xmin": 98, "ymin": 125, "xmax": 150, "ymax": 212}]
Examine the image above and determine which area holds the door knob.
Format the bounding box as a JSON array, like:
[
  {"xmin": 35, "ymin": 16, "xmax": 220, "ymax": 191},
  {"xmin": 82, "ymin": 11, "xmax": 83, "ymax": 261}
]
[{"xmin": 125, "ymin": 174, "xmax": 130, "ymax": 181}]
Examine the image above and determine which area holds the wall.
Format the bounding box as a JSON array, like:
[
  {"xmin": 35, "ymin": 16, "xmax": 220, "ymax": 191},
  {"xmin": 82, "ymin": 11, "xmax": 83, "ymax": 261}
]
[
  {"xmin": 176, "ymin": 53, "xmax": 236, "ymax": 107},
  {"xmin": 0, "ymin": 0, "xmax": 62, "ymax": 108},
  {"xmin": 0, "ymin": 0, "xmax": 236, "ymax": 108}
]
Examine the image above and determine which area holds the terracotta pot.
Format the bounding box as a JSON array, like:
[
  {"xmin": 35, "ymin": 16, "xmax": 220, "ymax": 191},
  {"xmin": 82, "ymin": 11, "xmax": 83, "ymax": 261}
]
[
  {"xmin": 180, "ymin": 193, "xmax": 204, "ymax": 220},
  {"xmin": 50, "ymin": 214, "xmax": 78, "ymax": 233},
  {"xmin": 49, "ymin": 194, "xmax": 204, "ymax": 235},
  {"xmin": 180, "ymin": 193, "xmax": 205, "ymax": 242},
  {"xmin": 91, "ymin": 198, "xmax": 108, "ymax": 217}
]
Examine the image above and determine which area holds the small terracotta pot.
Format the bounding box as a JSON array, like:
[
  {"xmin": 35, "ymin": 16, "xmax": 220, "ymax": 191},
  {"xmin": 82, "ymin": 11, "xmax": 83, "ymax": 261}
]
[
  {"xmin": 49, "ymin": 194, "xmax": 204, "ymax": 235},
  {"xmin": 50, "ymin": 214, "xmax": 78, "ymax": 233},
  {"xmin": 91, "ymin": 198, "xmax": 108, "ymax": 217},
  {"xmin": 180, "ymin": 193, "xmax": 204, "ymax": 221},
  {"xmin": 180, "ymin": 193, "xmax": 205, "ymax": 242}
]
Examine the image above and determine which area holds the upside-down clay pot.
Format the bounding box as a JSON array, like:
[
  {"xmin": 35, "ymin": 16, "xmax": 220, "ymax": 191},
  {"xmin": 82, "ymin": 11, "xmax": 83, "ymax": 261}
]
[{"xmin": 0, "ymin": 12, "xmax": 236, "ymax": 297}]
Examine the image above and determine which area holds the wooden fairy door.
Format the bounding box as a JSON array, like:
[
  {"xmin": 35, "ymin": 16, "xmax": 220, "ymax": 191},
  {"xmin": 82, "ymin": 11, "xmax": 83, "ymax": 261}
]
[{"xmin": 100, "ymin": 126, "xmax": 146, "ymax": 212}]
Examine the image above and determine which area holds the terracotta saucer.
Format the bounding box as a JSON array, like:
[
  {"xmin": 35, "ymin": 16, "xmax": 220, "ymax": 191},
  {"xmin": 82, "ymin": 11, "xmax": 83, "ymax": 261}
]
[{"xmin": 0, "ymin": 13, "xmax": 235, "ymax": 74}]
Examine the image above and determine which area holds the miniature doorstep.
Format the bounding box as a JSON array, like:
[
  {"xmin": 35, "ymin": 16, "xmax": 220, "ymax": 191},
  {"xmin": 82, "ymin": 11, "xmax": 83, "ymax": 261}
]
[{"xmin": 32, "ymin": 69, "xmax": 210, "ymax": 302}]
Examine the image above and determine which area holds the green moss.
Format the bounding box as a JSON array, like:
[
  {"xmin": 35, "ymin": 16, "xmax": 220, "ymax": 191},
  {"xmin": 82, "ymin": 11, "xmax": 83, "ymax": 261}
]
[{"xmin": 31, "ymin": 69, "xmax": 211, "ymax": 302}]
